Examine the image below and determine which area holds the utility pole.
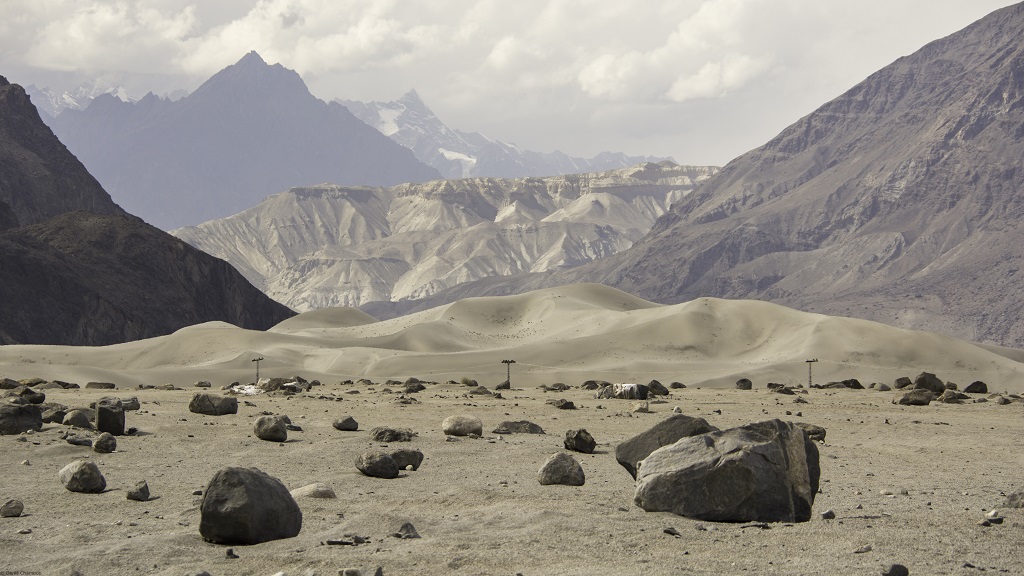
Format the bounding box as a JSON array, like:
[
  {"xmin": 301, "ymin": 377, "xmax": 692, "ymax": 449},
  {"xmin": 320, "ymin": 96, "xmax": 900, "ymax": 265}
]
[
  {"xmin": 252, "ymin": 356, "xmax": 265, "ymax": 382},
  {"xmin": 806, "ymin": 358, "xmax": 818, "ymax": 388},
  {"xmin": 501, "ymin": 359, "xmax": 516, "ymax": 387}
]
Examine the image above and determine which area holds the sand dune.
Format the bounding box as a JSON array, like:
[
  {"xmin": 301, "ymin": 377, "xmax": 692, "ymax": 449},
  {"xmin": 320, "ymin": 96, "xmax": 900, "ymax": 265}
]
[{"xmin": 1, "ymin": 283, "xmax": 1021, "ymax": 392}]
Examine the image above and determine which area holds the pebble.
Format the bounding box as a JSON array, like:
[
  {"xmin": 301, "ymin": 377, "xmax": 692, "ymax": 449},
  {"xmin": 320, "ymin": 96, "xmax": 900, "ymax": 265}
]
[
  {"xmin": 392, "ymin": 521, "xmax": 421, "ymax": 539},
  {"xmin": 854, "ymin": 544, "xmax": 873, "ymax": 554},
  {"xmin": 18, "ymin": 528, "xmax": 31, "ymax": 534},
  {"xmin": 821, "ymin": 509, "xmax": 836, "ymax": 520}
]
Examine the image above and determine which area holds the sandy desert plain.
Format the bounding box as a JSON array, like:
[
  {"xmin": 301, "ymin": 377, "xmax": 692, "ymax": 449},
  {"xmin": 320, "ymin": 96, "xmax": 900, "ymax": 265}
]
[{"xmin": 1, "ymin": 284, "xmax": 1024, "ymax": 575}]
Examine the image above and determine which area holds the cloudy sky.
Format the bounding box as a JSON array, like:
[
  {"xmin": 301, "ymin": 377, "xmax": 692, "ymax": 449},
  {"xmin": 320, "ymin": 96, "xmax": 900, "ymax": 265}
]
[{"xmin": 0, "ymin": 0, "xmax": 1016, "ymax": 166}]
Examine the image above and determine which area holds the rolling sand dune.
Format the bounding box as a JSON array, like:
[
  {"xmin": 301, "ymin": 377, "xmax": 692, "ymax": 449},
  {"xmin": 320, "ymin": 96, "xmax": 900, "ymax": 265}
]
[
  {"xmin": 0, "ymin": 284, "xmax": 1021, "ymax": 392},
  {"xmin": 2, "ymin": 284, "xmax": 1024, "ymax": 575}
]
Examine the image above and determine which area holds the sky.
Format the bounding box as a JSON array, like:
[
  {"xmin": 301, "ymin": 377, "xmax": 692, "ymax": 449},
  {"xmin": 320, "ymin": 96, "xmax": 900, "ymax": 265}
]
[{"xmin": 0, "ymin": 0, "xmax": 1017, "ymax": 167}]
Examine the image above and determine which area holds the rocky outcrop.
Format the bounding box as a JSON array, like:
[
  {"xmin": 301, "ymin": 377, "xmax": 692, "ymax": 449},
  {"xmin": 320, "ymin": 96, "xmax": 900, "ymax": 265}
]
[{"xmin": 633, "ymin": 419, "xmax": 820, "ymax": 523}]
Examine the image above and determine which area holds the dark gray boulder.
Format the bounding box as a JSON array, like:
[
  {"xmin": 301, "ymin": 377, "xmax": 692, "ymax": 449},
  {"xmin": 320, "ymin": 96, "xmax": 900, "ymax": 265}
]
[
  {"xmin": 893, "ymin": 377, "xmax": 913, "ymax": 389},
  {"xmin": 0, "ymin": 403, "xmax": 42, "ymax": 435},
  {"xmin": 189, "ymin": 393, "xmax": 238, "ymax": 416},
  {"xmin": 254, "ymin": 415, "xmax": 288, "ymax": 442},
  {"xmin": 795, "ymin": 422, "xmax": 826, "ymax": 442},
  {"xmin": 333, "ymin": 416, "xmax": 359, "ymax": 431},
  {"xmin": 120, "ymin": 396, "xmax": 141, "ymax": 411},
  {"xmin": 199, "ymin": 467, "xmax": 302, "ymax": 544},
  {"xmin": 389, "ymin": 448, "xmax": 424, "ymax": 471},
  {"xmin": 537, "ymin": 452, "xmax": 585, "ymax": 486},
  {"xmin": 85, "ymin": 382, "xmax": 116, "ymax": 390},
  {"xmin": 493, "ymin": 420, "xmax": 545, "ymax": 434},
  {"xmin": 735, "ymin": 378, "xmax": 753, "ymax": 390},
  {"xmin": 895, "ymin": 389, "xmax": 934, "ymax": 406},
  {"xmin": 564, "ymin": 428, "xmax": 596, "ymax": 454},
  {"xmin": 964, "ymin": 381, "xmax": 988, "ymax": 394},
  {"xmin": 40, "ymin": 403, "xmax": 68, "ymax": 423},
  {"xmin": 615, "ymin": 414, "xmax": 718, "ymax": 479},
  {"xmin": 368, "ymin": 426, "xmax": 415, "ymax": 442},
  {"xmin": 59, "ymin": 460, "xmax": 106, "ymax": 493},
  {"xmin": 912, "ymin": 372, "xmax": 945, "ymax": 394},
  {"xmin": 356, "ymin": 451, "xmax": 400, "ymax": 479},
  {"xmin": 127, "ymin": 480, "xmax": 150, "ymax": 502},
  {"xmin": 647, "ymin": 380, "xmax": 669, "ymax": 396},
  {"xmin": 95, "ymin": 397, "xmax": 125, "ymax": 435},
  {"xmin": 633, "ymin": 419, "xmax": 820, "ymax": 523},
  {"xmin": 1, "ymin": 499, "xmax": 24, "ymax": 517},
  {"xmin": 93, "ymin": 432, "xmax": 117, "ymax": 453}
]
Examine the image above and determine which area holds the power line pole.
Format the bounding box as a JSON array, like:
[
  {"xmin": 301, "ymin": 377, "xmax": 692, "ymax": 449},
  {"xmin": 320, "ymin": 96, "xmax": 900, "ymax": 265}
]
[
  {"xmin": 252, "ymin": 356, "xmax": 264, "ymax": 381},
  {"xmin": 502, "ymin": 359, "xmax": 516, "ymax": 387},
  {"xmin": 806, "ymin": 358, "xmax": 818, "ymax": 388}
]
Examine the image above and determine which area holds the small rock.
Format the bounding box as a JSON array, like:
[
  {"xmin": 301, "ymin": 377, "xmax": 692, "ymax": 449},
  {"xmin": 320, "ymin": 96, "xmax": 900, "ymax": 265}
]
[
  {"xmin": 389, "ymin": 449, "xmax": 424, "ymax": 471},
  {"xmin": 672, "ymin": 406, "xmax": 682, "ymax": 413},
  {"xmin": 368, "ymin": 426, "xmax": 415, "ymax": 442},
  {"xmin": 795, "ymin": 422, "xmax": 827, "ymax": 442},
  {"xmin": 821, "ymin": 509, "xmax": 836, "ymax": 520},
  {"xmin": 492, "ymin": 420, "xmax": 545, "ymax": 434},
  {"xmin": 537, "ymin": 452, "xmax": 585, "ymax": 486},
  {"xmin": 127, "ymin": 480, "xmax": 151, "ymax": 502},
  {"xmin": 333, "ymin": 416, "xmax": 359, "ymax": 431},
  {"xmin": 93, "ymin": 432, "xmax": 117, "ymax": 453},
  {"xmin": 881, "ymin": 564, "xmax": 910, "ymax": 576},
  {"xmin": 290, "ymin": 483, "xmax": 337, "ymax": 499},
  {"xmin": 356, "ymin": 451, "xmax": 400, "ymax": 479},
  {"xmin": 59, "ymin": 460, "xmax": 107, "ymax": 493},
  {"xmin": 254, "ymin": 415, "xmax": 288, "ymax": 442},
  {"xmin": 1, "ymin": 499, "xmax": 24, "ymax": 517},
  {"xmin": 393, "ymin": 521, "xmax": 420, "ymax": 539},
  {"xmin": 631, "ymin": 401, "xmax": 650, "ymax": 413},
  {"xmin": 62, "ymin": 409, "xmax": 92, "ymax": 429},
  {"xmin": 551, "ymin": 399, "xmax": 576, "ymax": 410},
  {"xmin": 442, "ymin": 415, "xmax": 483, "ymax": 436},
  {"xmin": 65, "ymin": 434, "xmax": 93, "ymax": 447},
  {"xmin": 563, "ymin": 428, "xmax": 596, "ymax": 454},
  {"xmin": 735, "ymin": 378, "xmax": 753, "ymax": 390},
  {"xmin": 854, "ymin": 544, "xmax": 873, "ymax": 554}
]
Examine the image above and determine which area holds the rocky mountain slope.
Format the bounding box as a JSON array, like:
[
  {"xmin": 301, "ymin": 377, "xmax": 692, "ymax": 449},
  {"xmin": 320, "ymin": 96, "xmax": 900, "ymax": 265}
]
[
  {"xmin": 362, "ymin": 3, "xmax": 1024, "ymax": 348},
  {"xmin": 45, "ymin": 52, "xmax": 440, "ymax": 230},
  {"xmin": 0, "ymin": 76, "xmax": 294, "ymax": 346},
  {"xmin": 172, "ymin": 162, "xmax": 716, "ymax": 310},
  {"xmin": 340, "ymin": 90, "xmax": 669, "ymax": 179}
]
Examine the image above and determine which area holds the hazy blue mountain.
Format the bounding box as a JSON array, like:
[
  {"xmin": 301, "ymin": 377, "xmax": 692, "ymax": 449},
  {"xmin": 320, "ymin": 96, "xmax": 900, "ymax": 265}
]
[
  {"xmin": 340, "ymin": 89, "xmax": 671, "ymax": 179},
  {"xmin": 46, "ymin": 52, "xmax": 441, "ymax": 230}
]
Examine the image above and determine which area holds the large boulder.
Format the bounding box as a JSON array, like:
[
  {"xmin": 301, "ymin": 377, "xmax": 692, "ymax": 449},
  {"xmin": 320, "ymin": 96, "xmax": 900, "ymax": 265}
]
[
  {"xmin": 199, "ymin": 467, "xmax": 302, "ymax": 544},
  {"xmin": 189, "ymin": 393, "xmax": 238, "ymax": 416},
  {"xmin": 95, "ymin": 397, "xmax": 125, "ymax": 435},
  {"xmin": 647, "ymin": 380, "xmax": 670, "ymax": 396},
  {"xmin": 634, "ymin": 419, "xmax": 820, "ymax": 523},
  {"xmin": 356, "ymin": 451, "xmax": 400, "ymax": 479},
  {"xmin": 735, "ymin": 378, "xmax": 753, "ymax": 390},
  {"xmin": 964, "ymin": 381, "xmax": 988, "ymax": 394},
  {"xmin": 493, "ymin": 420, "xmax": 545, "ymax": 434},
  {"xmin": 895, "ymin": 389, "xmax": 934, "ymax": 406},
  {"xmin": 564, "ymin": 428, "xmax": 597, "ymax": 454},
  {"xmin": 59, "ymin": 460, "xmax": 107, "ymax": 493},
  {"xmin": 0, "ymin": 403, "xmax": 42, "ymax": 435},
  {"xmin": 615, "ymin": 414, "xmax": 718, "ymax": 479},
  {"xmin": 912, "ymin": 372, "xmax": 945, "ymax": 394}
]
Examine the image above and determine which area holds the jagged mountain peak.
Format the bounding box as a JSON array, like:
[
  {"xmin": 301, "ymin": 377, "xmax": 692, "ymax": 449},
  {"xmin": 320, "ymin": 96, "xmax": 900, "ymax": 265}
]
[{"xmin": 188, "ymin": 51, "xmax": 311, "ymax": 105}]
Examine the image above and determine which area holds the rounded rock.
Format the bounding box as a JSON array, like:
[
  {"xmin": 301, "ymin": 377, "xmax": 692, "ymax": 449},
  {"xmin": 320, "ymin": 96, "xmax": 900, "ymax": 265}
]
[
  {"xmin": 538, "ymin": 452, "xmax": 585, "ymax": 486},
  {"xmin": 59, "ymin": 460, "xmax": 107, "ymax": 493},
  {"xmin": 254, "ymin": 415, "xmax": 288, "ymax": 442},
  {"xmin": 442, "ymin": 415, "xmax": 483, "ymax": 437},
  {"xmin": 356, "ymin": 451, "xmax": 400, "ymax": 479},
  {"xmin": 1, "ymin": 499, "xmax": 24, "ymax": 517},
  {"xmin": 332, "ymin": 416, "xmax": 359, "ymax": 431},
  {"xmin": 93, "ymin": 432, "xmax": 117, "ymax": 453}
]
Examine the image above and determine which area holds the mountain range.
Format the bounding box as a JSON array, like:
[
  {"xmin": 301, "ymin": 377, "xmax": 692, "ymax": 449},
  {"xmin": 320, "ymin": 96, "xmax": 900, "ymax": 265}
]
[
  {"xmin": 0, "ymin": 75, "xmax": 294, "ymax": 346},
  {"xmin": 355, "ymin": 2, "xmax": 1024, "ymax": 349},
  {"xmin": 340, "ymin": 90, "xmax": 670, "ymax": 179},
  {"xmin": 43, "ymin": 52, "xmax": 441, "ymax": 230},
  {"xmin": 171, "ymin": 162, "xmax": 716, "ymax": 310}
]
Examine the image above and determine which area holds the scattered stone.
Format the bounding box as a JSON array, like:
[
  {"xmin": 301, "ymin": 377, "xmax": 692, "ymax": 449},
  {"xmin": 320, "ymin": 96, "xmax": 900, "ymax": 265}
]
[
  {"xmin": 254, "ymin": 415, "xmax": 288, "ymax": 442},
  {"xmin": 672, "ymin": 406, "xmax": 682, "ymax": 413},
  {"xmin": 495, "ymin": 380, "xmax": 510, "ymax": 390},
  {"xmin": 199, "ymin": 466, "xmax": 302, "ymax": 544},
  {"xmin": 189, "ymin": 393, "xmax": 238, "ymax": 416},
  {"xmin": 795, "ymin": 422, "xmax": 827, "ymax": 443},
  {"xmin": 85, "ymin": 382, "xmax": 116, "ymax": 389},
  {"xmin": 581, "ymin": 380, "xmax": 610, "ymax": 390},
  {"xmin": 195, "ymin": 381, "xmax": 212, "ymax": 388},
  {"xmin": 442, "ymin": 415, "xmax": 483, "ymax": 436},
  {"xmin": 670, "ymin": 382, "xmax": 686, "ymax": 389},
  {"xmin": 393, "ymin": 521, "xmax": 421, "ymax": 539},
  {"xmin": 876, "ymin": 384, "xmax": 892, "ymax": 392},
  {"xmin": 369, "ymin": 427, "xmax": 415, "ymax": 442},
  {"xmin": 356, "ymin": 451, "xmax": 400, "ymax": 479},
  {"xmin": 8, "ymin": 386, "xmax": 45, "ymax": 404},
  {"xmin": 0, "ymin": 404, "xmax": 43, "ymax": 435},
  {"xmin": 821, "ymin": 509, "xmax": 836, "ymax": 520},
  {"xmin": 564, "ymin": 428, "xmax": 596, "ymax": 454},
  {"xmin": 127, "ymin": 480, "xmax": 151, "ymax": 502},
  {"xmin": 735, "ymin": 378, "xmax": 753, "ymax": 390},
  {"xmin": 65, "ymin": 434, "xmax": 93, "ymax": 447},
  {"xmin": 1002, "ymin": 491, "xmax": 1024, "ymax": 508},
  {"xmin": 938, "ymin": 390, "xmax": 963, "ymax": 404},
  {"xmin": 404, "ymin": 382, "xmax": 427, "ymax": 393},
  {"xmin": 93, "ymin": 432, "xmax": 117, "ymax": 453},
  {"xmin": 333, "ymin": 416, "xmax": 359, "ymax": 431},
  {"xmin": 964, "ymin": 381, "xmax": 988, "ymax": 394},
  {"xmin": 39, "ymin": 403, "xmax": 68, "ymax": 423},
  {"xmin": 894, "ymin": 389, "xmax": 933, "ymax": 406},
  {"xmin": 1, "ymin": 499, "xmax": 24, "ymax": 517},
  {"xmin": 912, "ymin": 372, "xmax": 945, "ymax": 394},
  {"xmin": 647, "ymin": 380, "xmax": 670, "ymax": 396},
  {"xmin": 493, "ymin": 420, "xmax": 545, "ymax": 434},
  {"xmin": 995, "ymin": 396, "xmax": 1012, "ymax": 405},
  {"xmin": 469, "ymin": 386, "xmax": 492, "ymax": 396},
  {"xmin": 550, "ymin": 399, "xmax": 576, "ymax": 410},
  {"xmin": 59, "ymin": 460, "xmax": 107, "ymax": 493},
  {"xmin": 633, "ymin": 419, "xmax": 819, "ymax": 523},
  {"xmin": 120, "ymin": 397, "xmax": 141, "ymax": 411},
  {"xmin": 986, "ymin": 509, "xmax": 1001, "ymax": 520},
  {"xmin": 854, "ymin": 544, "xmax": 873, "ymax": 554},
  {"xmin": 631, "ymin": 401, "xmax": 650, "ymax": 413},
  {"xmin": 389, "ymin": 449, "xmax": 424, "ymax": 471},
  {"xmin": 772, "ymin": 386, "xmax": 796, "ymax": 395},
  {"xmin": 290, "ymin": 483, "xmax": 336, "ymax": 499},
  {"xmin": 893, "ymin": 377, "xmax": 913, "ymax": 389},
  {"xmin": 62, "ymin": 409, "xmax": 92, "ymax": 429},
  {"xmin": 538, "ymin": 452, "xmax": 585, "ymax": 486},
  {"xmin": 615, "ymin": 414, "xmax": 718, "ymax": 479},
  {"xmin": 881, "ymin": 564, "xmax": 910, "ymax": 576}
]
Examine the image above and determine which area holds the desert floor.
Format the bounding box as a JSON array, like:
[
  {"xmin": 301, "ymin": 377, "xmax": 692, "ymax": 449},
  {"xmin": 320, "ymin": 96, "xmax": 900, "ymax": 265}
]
[{"xmin": 2, "ymin": 382, "xmax": 1023, "ymax": 576}]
